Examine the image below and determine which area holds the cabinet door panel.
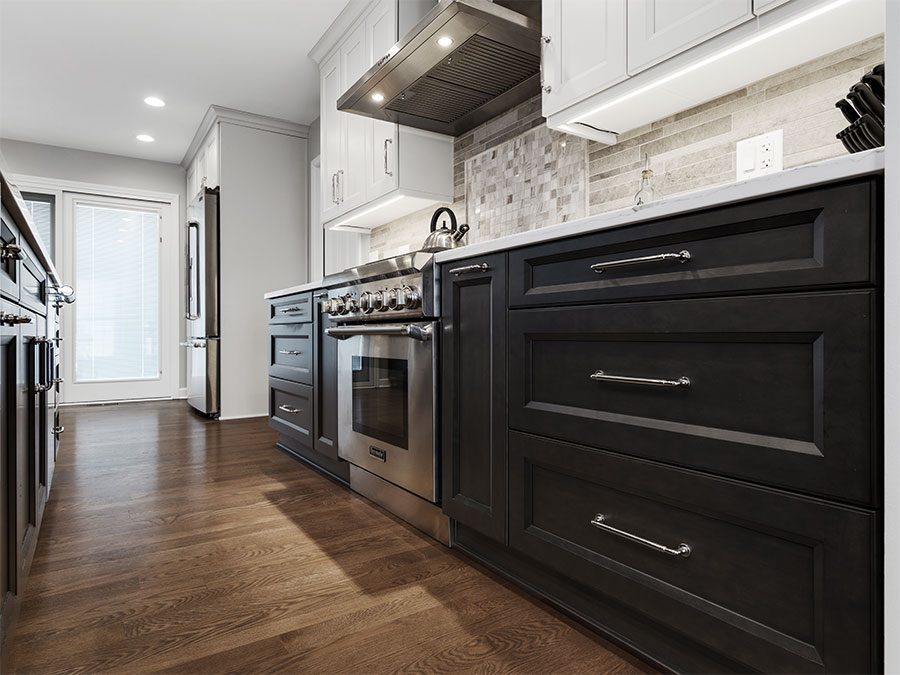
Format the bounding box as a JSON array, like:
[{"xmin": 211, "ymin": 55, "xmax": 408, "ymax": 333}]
[
  {"xmin": 627, "ymin": 0, "xmax": 753, "ymax": 74},
  {"xmin": 441, "ymin": 254, "xmax": 507, "ymax": 543},
  {"xmin": 509, "ymin": 291, "xmax": 876, "ymax": 505},
  {"xmin": 340, "ymin": 22, "xmax": 368, "ymax": 213},
  {"xmin": 321, "ymin": 50, "xmax": 343, "ymax": 222},
  {"xmin": 0, "ymin": 301, "xmax": 18, "ymax": 635},
  {"xmin": 313, "ymin": 292, "xmax": 339, "ymax": 460},
  {"xmin": 1, "ymin": 209, "xmax": 20, "ymax": 302},
  {"xmin": 366, "ymin": 0, "xmax": 399, "ymax": 200},
  {"xmin": 542, "ymin": 0, "xmax": 628, "ymax": 117}
]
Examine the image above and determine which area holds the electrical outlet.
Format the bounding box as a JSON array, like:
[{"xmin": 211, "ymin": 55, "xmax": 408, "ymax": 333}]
[{"xmin": 736, "ymin": 129, "xmax": 784, "ymax": 180}]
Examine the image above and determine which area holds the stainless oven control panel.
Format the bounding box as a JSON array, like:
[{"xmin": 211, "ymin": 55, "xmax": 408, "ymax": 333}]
[{"xmin": 322, "ymin": 273, "xmax": 430, "ymax": 321}]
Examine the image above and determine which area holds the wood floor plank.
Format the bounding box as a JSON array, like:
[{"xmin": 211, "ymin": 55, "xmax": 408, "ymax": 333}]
[{"xmin": 6, "ymin": 401, "xmax": 654, "ymax": 674}]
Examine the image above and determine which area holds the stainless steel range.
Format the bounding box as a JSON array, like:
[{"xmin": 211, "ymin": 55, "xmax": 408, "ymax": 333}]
[{"xmin": 322, "ymin": 251, "xmax": 446, "ymax": 540}]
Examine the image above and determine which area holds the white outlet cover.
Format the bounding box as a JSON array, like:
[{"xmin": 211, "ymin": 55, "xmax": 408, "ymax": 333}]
[{"xmin": 736, "ymin": 129, "xmax": 784, "ymax": 180}]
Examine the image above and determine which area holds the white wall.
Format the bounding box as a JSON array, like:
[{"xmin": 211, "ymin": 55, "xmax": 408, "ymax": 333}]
[
  {"xmin": 884, "ymin": 2, "xmax": 898, "ymax": 672},
  {"xmin": 0, "ymin": 138, "xmax": 189, "ymax": 390},
  {"xmin": 218, "ymin": 122, "xmax": 307, "ymax": 419}
]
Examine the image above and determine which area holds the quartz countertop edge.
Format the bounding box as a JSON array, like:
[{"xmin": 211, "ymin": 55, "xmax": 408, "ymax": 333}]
[
  {"xmin": 264, "ymin": 279, "xmax": 325, "ymax": 300},
  {"xmin": 433, "ymin": 148, "xmax": 885, "ymax": 265}
]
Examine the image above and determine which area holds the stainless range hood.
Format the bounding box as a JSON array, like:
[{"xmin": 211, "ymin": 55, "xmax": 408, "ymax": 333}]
[{"xmin": 337, "ymin": 0, "xmax": 541, "ymax": 137}]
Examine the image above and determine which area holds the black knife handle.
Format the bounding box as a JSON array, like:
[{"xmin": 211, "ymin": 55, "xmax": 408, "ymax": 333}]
[
  {"xmin": 836, "ymin": 98, "xmax": 860, "ymax": 123},
  {"xmin": 851, "ymin": 83, "xmax": 885, "ymax": 124}
]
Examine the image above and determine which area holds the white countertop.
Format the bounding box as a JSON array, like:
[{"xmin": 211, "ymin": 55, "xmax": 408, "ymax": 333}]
[
  {"xmin": 264, "ymin": 279, "xmax": 325, "ymax": 300},
  {"xmin": 434, "ymin": 148, "xmax": 885, "ymax": 264}
]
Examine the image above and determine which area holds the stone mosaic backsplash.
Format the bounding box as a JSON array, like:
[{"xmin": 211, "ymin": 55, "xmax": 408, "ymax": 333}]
[{"xmin": 369, "ymin": 35, "xmax": 883, "ymax": 259}]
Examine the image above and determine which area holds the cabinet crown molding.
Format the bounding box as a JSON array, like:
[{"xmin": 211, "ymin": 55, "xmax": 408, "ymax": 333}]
[
  {"xmin": 181, "ymin": 105, "xmax": 310, "ymax": 169},
  {"xmin": 308, "ymin": 0, "xmax": 373, "ymax": 64}
]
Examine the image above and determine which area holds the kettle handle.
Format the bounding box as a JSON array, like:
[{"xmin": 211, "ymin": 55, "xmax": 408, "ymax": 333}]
[{"xmin": 430, "ymin": 207, "xmax": 457, "ymax": 232}]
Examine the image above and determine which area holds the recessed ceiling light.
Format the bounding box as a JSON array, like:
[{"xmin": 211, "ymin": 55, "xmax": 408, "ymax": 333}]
[
  {"xmin": 136, "ymin": 134, "xmax": 155, "ymax": 143},
  {"xmin": 437, "ymin": 36, "xmax": 453, "ymax": 47},
  {"xmin": 371, "ymin": 93, "xmax": 385, "ymax": 103},
  {"xmin": 143, "ymin": 96, "xmax": 166, "ymax": 107}
]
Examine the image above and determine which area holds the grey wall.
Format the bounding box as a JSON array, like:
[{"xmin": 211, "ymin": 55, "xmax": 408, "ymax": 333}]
[
  {"xmin": 307, "ymin": 117, "xmax": 320, "ymax": 163},
  {"xmin": 0, "ymin": 138, "xmax": 189, "ymax": 390}
]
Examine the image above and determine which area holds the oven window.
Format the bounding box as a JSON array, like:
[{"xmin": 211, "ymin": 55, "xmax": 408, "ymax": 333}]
[{"xmin": 352, "ymin": 357, "xmax": 408, "ymax": 450}]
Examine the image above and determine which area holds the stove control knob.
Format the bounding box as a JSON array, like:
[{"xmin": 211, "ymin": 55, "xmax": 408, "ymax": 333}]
[
  {"xmin": 398, "ymin": 285, "xmax": 421, "ymax": 310},
  {"xmin": 384, "ymin": 288, "xmax": 399, "ymax": 311},
  {"xmin": 341, "ymin": 293, "xmax": 358, "ymax": 314},
  {"xmin": 328, "ymin": 297, "xmax": 344, "ymax": 315},
  {"xmin": 359, "ymin": 291, "xmax": 375, "ymax": 314},
  {"xmin": 371, "ymin": 290, "xmax": 385, "ymax": 312}
]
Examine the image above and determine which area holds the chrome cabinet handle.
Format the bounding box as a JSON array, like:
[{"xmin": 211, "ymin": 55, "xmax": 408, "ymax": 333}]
[
  {"xmin": 185, "ymin": 221, "xmax": 200, "ymax": 319},
  {"xmin": 279, "ymin": 349, "xmax": 301, "ymax": 355},
  {"xmin": 52, "ymin": 377, "xmax": 63, "ymax": 384},
  {"xmin": 52, "ymin": 426, "xmax": 65, "ymax": 435},
  {"xmin": 383, "ymin": 138, "xmax": 393, "ymax": 176},
  {"xmin": 331, "ymin": 173, "xmax": 338, "ymax": 205},
  {"xmin": 2, "ymin": 313, "xmax": 33, "ymax": 325},
  {"xmin": 539, "ymin": 35, "xmax": 551, "ymax": 93},
  {"xmin": 280, "ymin": 306, "xmax": 303, "ymax": 314},
  {"xmin": 591, "ymin": 514, "xmax": 691, "ymax": 558},
  {"xmin": 337, "ymin": 170, "xmax": 344, "ymax": 203},
  {"xmin": 449, "ymin": 263, "xmax": 489, "ymax": 276},
  {"xmin": 179, "ymin": 341, "xmax": 206, "ymax": 348},
  {"xmin": 278, "ymin": 404, "xmax": 301, "ymax": 414},
  {"xmin": 590, "ymin": 370, "xmax": 690, "ymax": 388},
  {"xmin": 325, "ymin": 324, "xmax": 432, "ymax": 341},
  {"xmin": 1, "ymin": 243, "xmax": 24, "ymax": 261},
  {"xmin": 590, "ymin": 250, "xmax": 691, "ymax": 274}
]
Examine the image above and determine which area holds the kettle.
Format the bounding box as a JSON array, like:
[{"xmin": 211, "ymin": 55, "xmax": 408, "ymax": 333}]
[{"xmin": 421, "ymin": 207, "xmax": 469, "ymax": 252}]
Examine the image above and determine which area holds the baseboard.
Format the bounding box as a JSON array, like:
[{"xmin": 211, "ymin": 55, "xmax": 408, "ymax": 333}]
[
  {"xmin": 176, "ymin": 387, "xmax": 188, "ymax": 399},
  {"xmin": 218, "ymin": 413, "xmax": 268, "ymax": 421}
]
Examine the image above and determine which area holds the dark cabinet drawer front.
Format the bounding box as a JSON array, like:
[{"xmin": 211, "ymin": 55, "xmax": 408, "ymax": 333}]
[
  {"xmin": 269, "ymin": 292, "xmax": 313, "ymax": 324},
  {"xmin": 18, "ymin": 248, "xmax": 46, "ymax": 315},
  {"xmin": 269, "ymin": 378, "xmax": 313, "ymax": 445},
  {"xmin": 269, "ymin": 323, "xmax": 312, "ymax": 384},
  {"xmin": 1, "ymin": 208, "xmax": 20, "ymax": 301},
  {"xmin": 509, "ymin": 431, "xmax": 876, "ymax": 674},
  {"xmin": 510, "ymin": 179, "xmax": 876, "ymax": 307},
  {"xmin": 509, "ymin": 292, "xmax": 875, "ymax": 504}
]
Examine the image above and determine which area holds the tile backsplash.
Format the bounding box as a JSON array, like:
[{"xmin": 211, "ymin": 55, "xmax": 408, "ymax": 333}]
[{"xmin": 369, "ymin": 35, "xmax": 883, "ymax": 258}]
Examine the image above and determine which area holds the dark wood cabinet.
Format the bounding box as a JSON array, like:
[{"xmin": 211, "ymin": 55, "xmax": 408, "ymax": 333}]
[
  {"xmin": 0, "ymin": 207, "xmax": 20, "ymax": 303},
  {"xmin": 440, "ymin": 175, "xmax": 883, "ymax": 673},
  {"xmin": 440, "ymin": 253, "xmax": 507, "ymax": 543},
  {"xmin": 269, "ymin": 292, "xmax": 313, "ymax": 324},
  {"xmin": 312, "ymin": 292, "xmax": 339, "ymax": 461},
  {"xmin": 0, "ymin": 300, "xmax": 19, "ymax": 642},
  {"xmin": 268, "ymin": 322, "xmax": 313, "ymax": 384}
]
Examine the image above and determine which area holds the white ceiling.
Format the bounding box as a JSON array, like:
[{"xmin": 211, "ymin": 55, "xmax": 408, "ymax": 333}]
[{"xmin": 0, "ymin": 0, "xmax": 349, "ymax": 164}]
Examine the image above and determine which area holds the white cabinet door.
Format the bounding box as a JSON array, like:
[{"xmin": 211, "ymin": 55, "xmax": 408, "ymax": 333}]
[
  {"xmin": 205, "ymin": 129, "xmax": 219, "ymax": 188},
  {"xmin": 196, "ymin": 145, "xmax": 208, "ymax": 192},
  {"xmin": 541, "ymin": 0, "xmax": 628, "ymax": 118},
  {"xmin": 186, "ymin": 162, "xmax": 197, "ymax": 203},
  {"xmin": 366, "ymin": 0, "xmax": 399, "ymax": 200},
  {"xmin": 340, "ymin": 22, "xmax": 368, "ymax": 214},
  {"xmin": 627, "ymin": 0, "xmax": 753, "ymax": 74},
  {"xmin": 320, "ymin": 50, "xmax": 343, "ymax": 222}
]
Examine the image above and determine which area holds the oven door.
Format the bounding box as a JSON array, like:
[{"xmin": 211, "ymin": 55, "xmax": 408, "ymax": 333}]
[{"xmin": 329, "ymin": 321, "xmax": 437, "ymax": 502}]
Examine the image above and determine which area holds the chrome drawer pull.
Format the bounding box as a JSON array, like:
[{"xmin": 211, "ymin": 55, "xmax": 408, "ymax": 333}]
[
  {"xmin": 590, "ymin": 370, "xmax": 690, "ymax": 388},
  {"xmin": 449, "ymin": 263, "xmax": 489, "ymax": 276},
  {"xmin": 52, "ymin": 426, "xmax": 65, "ymax": 435},
  {"xmin": 1, "ymin": 243, "xmax": 24, "ymax": 261},
  {"xmin": 591, "ymin": 249, "xmax": 691, "ymax": 274},
  {"xmin": 278, "ymin": 404, "xmax": 301, "ymax": 415},
  {"xmin": 278, "ymin": 349, "xmax": 301, "ymax": 355},
  {"xmin": 591, "ymin": 514, "xmax": 691, "ymax": 558},
  {"xmin": 280, "ymin": 306, "xmax": 303, "ymax": 314}
]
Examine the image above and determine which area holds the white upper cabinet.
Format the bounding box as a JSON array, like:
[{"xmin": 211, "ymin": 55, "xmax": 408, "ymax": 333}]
[
  {"xmin": 204, "ymin": 130, "xmax": 219, "ymax": 189},
  {"xmin": 365, "ymin": 0, "xmax": 399, "ymax": 201},
  {"xmin": 320, "ymin": 50, "xmax": 343, "ymax": 222},
  {"xmin": 340, "ymin": 22, "xmax": 368, "ymax": 213},
  {"xmin": 543, "ymin": 0, "xmax": 884, "ymax": 145},
  {"xmin": 541, "ymin": 0, "xmax": 628, "ymax": 119},
  {"xmin": 313, "ymin": 0, "xmax": 452, "ymax": 231},
  {"xmin": 627, "ymin": 0, "xmax": 753, "ymax": 75}
]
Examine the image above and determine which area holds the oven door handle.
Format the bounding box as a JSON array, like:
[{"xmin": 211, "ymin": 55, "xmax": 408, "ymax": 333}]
[{"xmin": 325, "ymin": 324, "xmax": 432, "ymax": 341}]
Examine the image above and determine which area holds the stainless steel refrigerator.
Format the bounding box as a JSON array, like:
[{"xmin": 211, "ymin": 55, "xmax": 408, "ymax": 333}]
[{"xmin": 184, "ymin": 187, "xmax": 220, "ymax": 417}]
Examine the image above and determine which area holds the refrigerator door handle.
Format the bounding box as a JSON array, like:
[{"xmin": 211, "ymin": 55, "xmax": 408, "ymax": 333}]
[{"xmin": 185, "ymin": 220, "xmax": 200, "ymax": 320}]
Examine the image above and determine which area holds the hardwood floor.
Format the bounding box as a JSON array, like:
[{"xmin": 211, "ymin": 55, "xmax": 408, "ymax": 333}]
[{"xmin": 5, "ymin": 401, "xmax": 654, "ymax": 674}]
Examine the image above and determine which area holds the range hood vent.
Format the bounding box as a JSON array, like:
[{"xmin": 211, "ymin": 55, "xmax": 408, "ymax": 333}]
[{"xmin": 337, "ymin": 0, "xmax": 541, "ymax": 137}]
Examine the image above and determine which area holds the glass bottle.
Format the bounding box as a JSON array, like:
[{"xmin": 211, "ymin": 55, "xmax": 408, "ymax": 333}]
[{"xmin": 634, "ymin": 157, "xmax": 657, "ymax": 207}]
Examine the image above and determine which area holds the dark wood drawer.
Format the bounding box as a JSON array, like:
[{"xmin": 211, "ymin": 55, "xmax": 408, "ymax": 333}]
[
  {"xmin": 268, "ymin": 377, "xmax": 313, "ymax": 446},
  {"xmin": 509, "ymin": 291, "xmax": 876, "ymax": 505},
  {"xmin": 509, "ymin": 179, "xmax": 877, "ymax": 307},
  {"xmin": 18, "ymin": 244, "xmax": 46, "ymax": 316},
  {"xmin": 269, "ymin": 292, "xmax": 313, "ymax": 324},
  {"xmin": 269, "ymin": 323, "xmax": 312, "ymax": 384},
  {"xmin": 508, "ymin": 430, "xmax": 877, "ymax": 674}
]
